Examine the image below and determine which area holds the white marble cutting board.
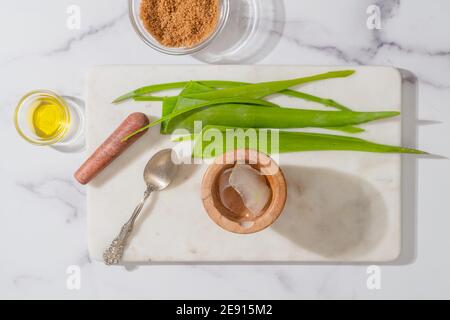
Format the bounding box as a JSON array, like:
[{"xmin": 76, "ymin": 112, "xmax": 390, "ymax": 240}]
[{"xmin": 86, "ymin": 65, "xmax": 402, "ymax": 263}]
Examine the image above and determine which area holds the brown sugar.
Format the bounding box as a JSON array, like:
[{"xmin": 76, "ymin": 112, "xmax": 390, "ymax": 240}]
[{"xmin": 139, "ymin": 0, "xmax": 220, "ymax": 48}]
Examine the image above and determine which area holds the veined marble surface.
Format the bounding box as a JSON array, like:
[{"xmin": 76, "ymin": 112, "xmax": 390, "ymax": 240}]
[{"xmin": 1, "ymin": 0, "xmax": 449, "ymax": 299}]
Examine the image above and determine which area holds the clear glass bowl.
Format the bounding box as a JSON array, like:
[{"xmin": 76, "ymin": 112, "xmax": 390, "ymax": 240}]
[
  {"xmin": 194, "ymin": 0, "xmax": 285, "ymax": 64},
  {"xmin": 128, "ymin": 0, "xmax": 230, "ymax": 55},
  {"xmin": 14, "ymin": 90, "xmax": 84, "ymax": 146}
]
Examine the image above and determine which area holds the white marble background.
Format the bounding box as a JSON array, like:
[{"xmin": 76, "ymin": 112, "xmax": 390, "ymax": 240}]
[{"xmin": 0, "ymin": 0, "xmax": 449, "ymax": 299}]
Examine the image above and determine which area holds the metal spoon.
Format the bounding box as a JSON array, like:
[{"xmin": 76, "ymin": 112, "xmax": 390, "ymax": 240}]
[{"xmin": 103, "ymin": 149, "xmax": 179, "ymax": 265}]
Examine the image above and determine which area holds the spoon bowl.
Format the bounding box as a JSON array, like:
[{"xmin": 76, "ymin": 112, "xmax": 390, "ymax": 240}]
[{"xmin": 144, "ymin": 148, "xmax": 179, "ymax": 191}]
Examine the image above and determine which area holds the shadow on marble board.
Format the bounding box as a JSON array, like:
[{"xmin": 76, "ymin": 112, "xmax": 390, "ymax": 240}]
[
  {"xmin": 272, "ymin": 166, "xmax": 388, "ymax": 260},
  {"xmin": 395, "ymin": 69, "xmax": 419, "ymax": 266},
  {"xmin": 395, "ymin": 70, "xmax": 446, "ymax": 266},
  {"xmin": 193, "ymin": 0, "xmax": 285, "ymax": 64},
  {"xmin": 169, "ymin": 163, "xmax": 202, "ymax": 190}
]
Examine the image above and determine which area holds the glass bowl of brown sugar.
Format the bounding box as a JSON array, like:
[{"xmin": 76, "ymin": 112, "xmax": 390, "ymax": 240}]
[{"xmin": 129, "ymin": 0, "xmax": 230, "ymax": 55}]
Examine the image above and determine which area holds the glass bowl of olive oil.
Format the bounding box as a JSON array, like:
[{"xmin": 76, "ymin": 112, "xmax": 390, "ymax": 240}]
[{"xmin": 14, "ymin": 90, "xmax": 84, "ymax": 146}]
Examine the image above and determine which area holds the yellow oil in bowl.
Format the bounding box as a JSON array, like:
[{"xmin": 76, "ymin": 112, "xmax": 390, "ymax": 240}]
[
  {"xmin": 15, "ymin": 91, "xmax": 72, "ymax": 145},
  {"xmin": 28, "ymin": 96, "xmax": 69, "ymax": 140}
]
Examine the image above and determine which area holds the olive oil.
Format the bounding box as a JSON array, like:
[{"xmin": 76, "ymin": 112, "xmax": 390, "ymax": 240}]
[{"xmin": 27, "ymin": 96, "xmax": 70, "ymax": 140}]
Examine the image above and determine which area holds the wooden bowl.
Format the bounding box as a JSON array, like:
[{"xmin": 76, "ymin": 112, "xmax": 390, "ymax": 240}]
[{"xmin": 201, "ymin": 149, "xmax": 287, "ymax": 234}]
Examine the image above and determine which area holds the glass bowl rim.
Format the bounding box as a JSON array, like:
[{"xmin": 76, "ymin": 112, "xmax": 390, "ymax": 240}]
[
  {"xmin": 14, "ymin": 90, "xmax": 71, "ymax": 146},
  {"xmin": 128, "ymin": 0, "xmax": 230, "ymax": 55}
]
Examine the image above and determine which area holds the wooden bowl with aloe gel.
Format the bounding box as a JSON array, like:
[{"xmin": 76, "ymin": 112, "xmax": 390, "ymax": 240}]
[{"xmin": 201, "ymin": 149, "xmax": 287, "ymax": 234}]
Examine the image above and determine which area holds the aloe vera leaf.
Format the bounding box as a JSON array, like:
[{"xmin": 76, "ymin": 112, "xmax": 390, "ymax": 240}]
[
  {"xmin": 123, "ymin": 100, "xmax": 281, "ymax": 140},
  {"xmin": 172, "ymin": 81, "xmax": 365, "ymax": 134},
  {"xmin": 160, "ymin": 81, "xmax": 279, "ymax": 133},
  {"xmin": 113, "ymin": 80, "xmax": 244, "ymax": 103},
  {"xmin": 161, "ymin": 82, "xmax": 215, "ymax": 133},
  {"xmin": 171, "ymin": 125, "xmax": 364, "ymax": 140},
  {"xmin": 129, "ymin": 84, "xmax": 354, "ymax": 118},
  {"xmin": 132, "ymin": 88, "xmax": 353, "ymax": 111},
  {"xmin": 162, "ymin": 104, "xmax": 399, "ymax": 133},
  {"xmin": 326, "ymin": 126, "xmax": 365, "ymax": 134},
  {"xmin": 155, "ymin": 82, "xmax": 361, "ymax": 134},
  {"xmin": 164, "ymin": 82, "xmax": 279, "ymax": 133},
  {"xmin": 171, "ymin": 134, "xmax": 195, "ymax": 142},
  {"xmin": 160, "ymin": 96, "xmax": 178, "ymax": 133},
  {"xmin": 276, "ymin": 131, "xmax": 425, "ymax": 154},
  {"xmin": 170, "ymin": 82, "xmax": 361, "ymax": 134},
  {"xmin": 118, "ymin": 75, "xmax": 361, "ymax": 134},
  {"xmin": 282, "ymin": 90, "xmax": 351, "ymax": 111},
  {"xmin": 162, "ymin": 96, "xmax": 178, "ymax": 115},
  {"xmin": 115, "ymin": 79, "xmax": 355, "ymax": 112},
  {"xmin": 134, "ymin": 96, "xmax": 169, "ymax": 101},
  {"xmin": 173, "ymin": 81, "xmax": 218, "ymax": 112},
  {"xmin": 113, "ymin": 81, "xmax": 189, "ymax": 103},
  {"xmin": 183, "ymin": 70, "xmax": 355, "ymax": 100},
  {"xmin": 190, "ymin": 126, "xmax": 425, "ymax": 158},
  {"xmin": 126, "ymin": 102, "xmax": 396, "ymax": 140},
  {"xmin": 171, "ymin": 126, "xmax": 365, "ymax": 140}
]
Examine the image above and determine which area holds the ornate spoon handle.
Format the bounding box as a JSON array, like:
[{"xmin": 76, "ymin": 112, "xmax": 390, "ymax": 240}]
[{"xmin": 103, "ymin": 188, "xmax": 152, "ymax": 265}]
